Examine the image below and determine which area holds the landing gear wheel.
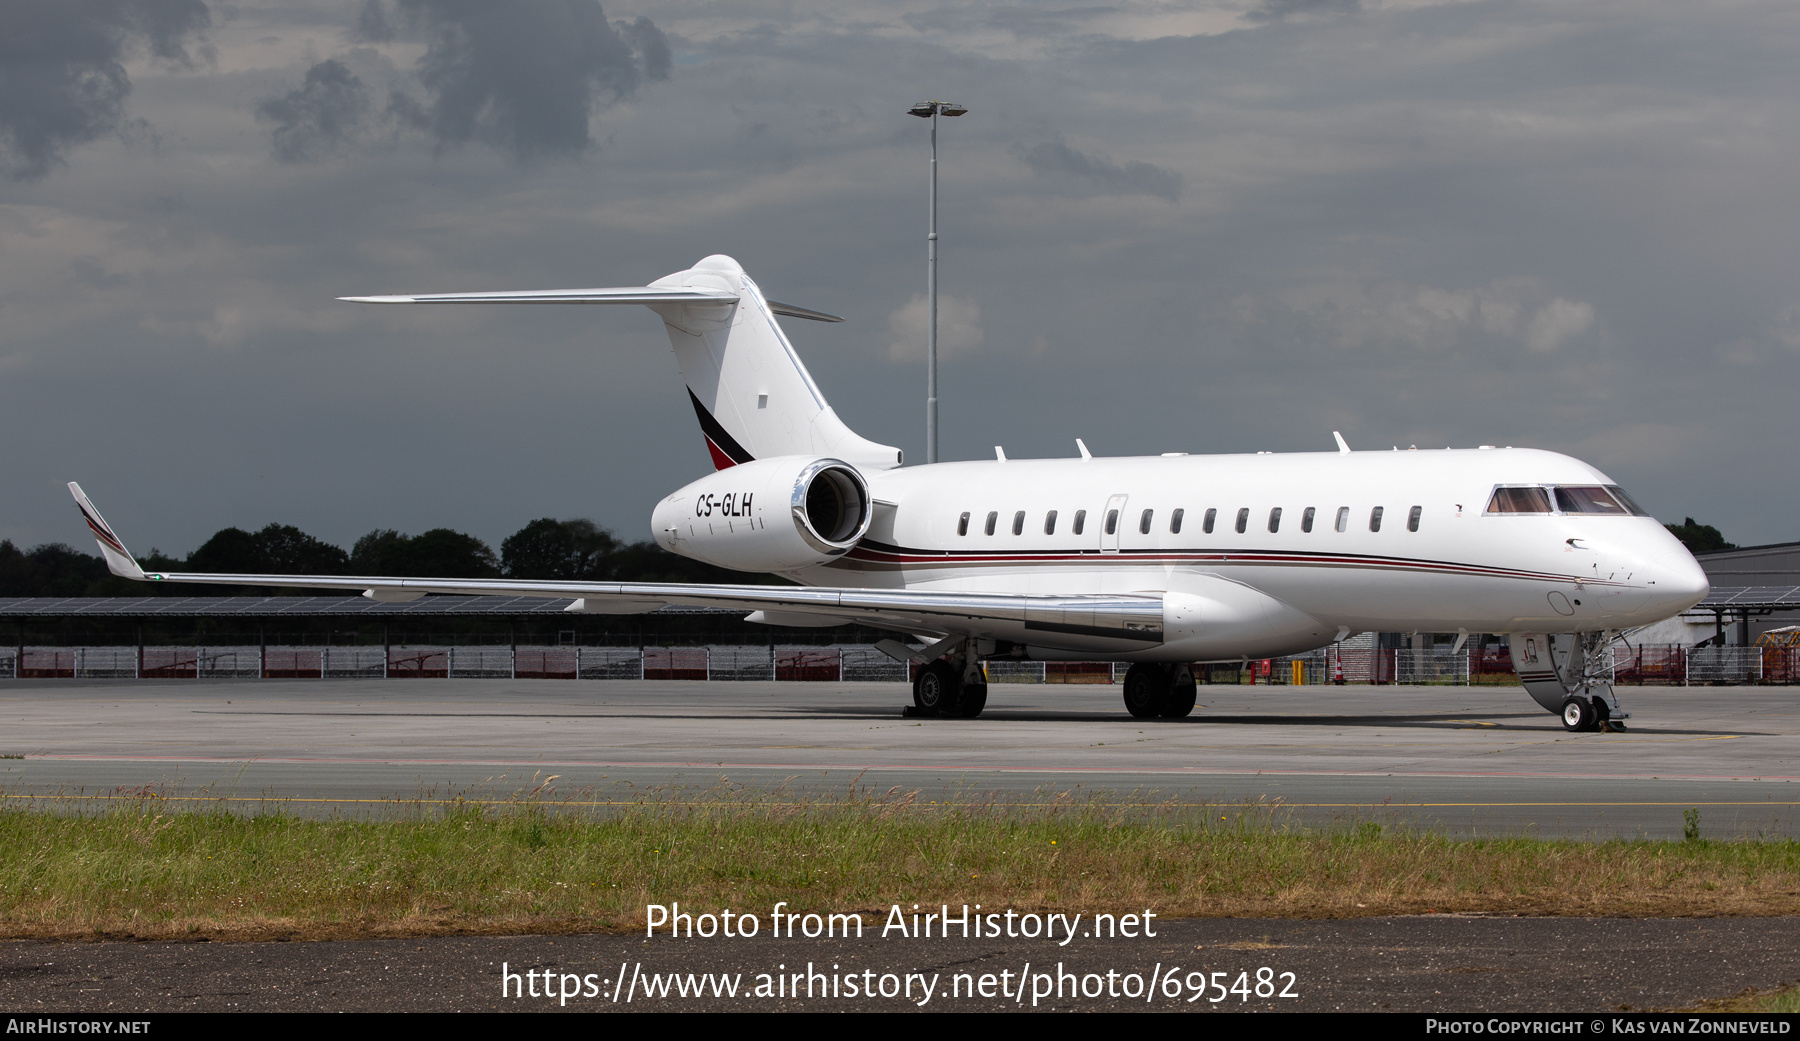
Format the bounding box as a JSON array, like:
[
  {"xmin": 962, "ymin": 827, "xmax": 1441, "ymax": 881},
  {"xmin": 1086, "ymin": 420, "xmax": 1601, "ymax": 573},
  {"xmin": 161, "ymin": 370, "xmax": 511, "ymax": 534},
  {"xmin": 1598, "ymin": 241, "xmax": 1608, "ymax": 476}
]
[
  {"xmin": 1123, "ymin": 663, "xmax": 1170, "ymax": 719},
  {"xmin": 1560, "ymin": 696, "xmax": 1596, "ymax": 732},
  {"xmin": 955, "ymin": 683, "xmax": 988, "ymax": 719},
  {"xmin": 1161, "ymin": 670, "xmax": 1197, "ymax": 719},
  {"xmin": 913, "ymin": 660, "xmax": 960, "ymax": 718}
]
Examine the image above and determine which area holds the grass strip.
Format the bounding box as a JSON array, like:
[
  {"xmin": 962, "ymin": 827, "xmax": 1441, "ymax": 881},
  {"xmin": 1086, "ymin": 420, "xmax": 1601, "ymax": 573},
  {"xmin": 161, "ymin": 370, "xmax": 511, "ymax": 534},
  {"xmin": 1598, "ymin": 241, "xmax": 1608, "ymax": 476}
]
[{"xmin": 4, "ymin": 791, "xmax": 1800, "ymax": 942}]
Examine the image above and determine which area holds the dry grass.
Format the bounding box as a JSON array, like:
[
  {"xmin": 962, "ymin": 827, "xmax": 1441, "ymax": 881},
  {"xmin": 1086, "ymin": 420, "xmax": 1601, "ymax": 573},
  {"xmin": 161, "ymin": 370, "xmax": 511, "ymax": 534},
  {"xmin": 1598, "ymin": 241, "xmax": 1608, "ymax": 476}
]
[
  {"xmin": 1679, "ymin": 984, "xmax": 1800, "ymax": 1013},
  {"xmin": 4, "ymin": 788, "xmax": 1800, "ymax": 942}
]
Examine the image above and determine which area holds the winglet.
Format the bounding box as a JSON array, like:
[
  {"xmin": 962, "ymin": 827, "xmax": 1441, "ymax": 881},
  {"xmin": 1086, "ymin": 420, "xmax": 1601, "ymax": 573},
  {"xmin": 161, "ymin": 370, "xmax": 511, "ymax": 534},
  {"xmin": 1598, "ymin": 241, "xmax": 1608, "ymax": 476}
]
[
  {"xmin": 66, "ymin": 483, "xmax": 147, "ymax": 581},
  {"xmin": 1333, "ymin": 431, "xmax": 1351, "ymax": 454}
]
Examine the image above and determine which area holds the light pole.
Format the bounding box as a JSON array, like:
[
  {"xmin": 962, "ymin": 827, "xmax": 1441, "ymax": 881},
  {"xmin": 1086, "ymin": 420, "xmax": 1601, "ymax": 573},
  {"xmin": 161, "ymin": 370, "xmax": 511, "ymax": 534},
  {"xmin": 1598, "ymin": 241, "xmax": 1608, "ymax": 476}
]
[{"xmin": 908, "ymin": 100, "xmax": 967, "ymax": 465}]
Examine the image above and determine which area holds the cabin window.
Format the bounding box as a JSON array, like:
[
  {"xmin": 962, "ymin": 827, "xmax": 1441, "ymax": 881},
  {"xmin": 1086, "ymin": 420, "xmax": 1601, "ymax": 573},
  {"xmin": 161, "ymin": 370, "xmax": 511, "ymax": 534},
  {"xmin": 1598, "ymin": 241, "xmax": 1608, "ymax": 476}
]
[
  {"xmin": 1105, "ymin": 509, "xmax": 1119, "ymax": 535},
  {"xmin": 1268, "ymin": 507, "xmax": 1282, "ymax": 533},
  {"xmin": 1554, "ymin": 486, "xmax": 1628, "ymax": 515},
  {"xmin": 1235, "ymin": 508, "xmax": 1249, "ymax": 534},
  {"xmin": 1170, "ymin": 508, "xmax": 1184, "ymax": 534},
  {"xmin": 1012, "ymin": 510, "xmax": 1025, "ymax": 535},
  {"xmin": 984, "ymin": 511, "xmax": 998, "ymax": 536},
  {"xmin": 957, "ymin": 512, "xmax": 969, "ymax": 536},
  {"xmin": 1203, "ymin": 508, "xmax": 1216, "ymax": 534},
  {"xmin": 1335, "ymin": 506, "xmax": 1349, "ymax": 533},
  {"xmin": 1073, "ymin": 510, "xmax": 1086, "ymax": 535},
  {"xmin": 1044, "ymin": 510, "xmax": 1058, "ymax": 535},
  {"xmin": 1485, "ymin": 486, "xmax": 1553, "ymax": 514},
  {"xmin": 1139, "ymin": 509, "xmax": 1154, "ymax": 535},
  {"xmin": 1408, "ymin": 505, "xmax": 1422, "ymax": 532},
  {"xmin": 1301, "ymin": 507, "xmax": 1315, "ymax": 533},
  {"xmin": 1369, "ymin": 506, "xmax": 1384, "ymax": 532}
]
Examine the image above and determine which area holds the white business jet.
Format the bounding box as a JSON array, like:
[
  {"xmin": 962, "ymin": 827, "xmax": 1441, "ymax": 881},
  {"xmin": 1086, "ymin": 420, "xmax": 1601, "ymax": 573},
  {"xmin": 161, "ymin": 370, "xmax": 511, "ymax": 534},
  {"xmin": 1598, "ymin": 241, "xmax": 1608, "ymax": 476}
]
[{"xmin": 69, "ymin": 254, "xmax": 1709, "ymax": 730}]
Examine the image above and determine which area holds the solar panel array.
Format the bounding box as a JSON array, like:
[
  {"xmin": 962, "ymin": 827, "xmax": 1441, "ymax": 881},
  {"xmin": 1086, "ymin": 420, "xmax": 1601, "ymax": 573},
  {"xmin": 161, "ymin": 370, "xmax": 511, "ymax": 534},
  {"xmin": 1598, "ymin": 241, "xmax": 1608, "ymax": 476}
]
[{"xmin": 1695, "ymin": 586, "xmax": 1800, "ymax": 610}]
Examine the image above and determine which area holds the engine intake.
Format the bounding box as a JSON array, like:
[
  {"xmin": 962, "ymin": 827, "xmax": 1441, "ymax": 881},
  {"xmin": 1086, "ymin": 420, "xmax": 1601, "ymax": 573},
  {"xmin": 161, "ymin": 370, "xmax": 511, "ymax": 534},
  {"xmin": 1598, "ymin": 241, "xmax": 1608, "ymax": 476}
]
[
  {"xmin": 652, "ymin": 456, "xmax": 871, "ymax": 572},
  {"xmin": 795, "ymin": 459, "xmax": 869, "ymax": 551}
]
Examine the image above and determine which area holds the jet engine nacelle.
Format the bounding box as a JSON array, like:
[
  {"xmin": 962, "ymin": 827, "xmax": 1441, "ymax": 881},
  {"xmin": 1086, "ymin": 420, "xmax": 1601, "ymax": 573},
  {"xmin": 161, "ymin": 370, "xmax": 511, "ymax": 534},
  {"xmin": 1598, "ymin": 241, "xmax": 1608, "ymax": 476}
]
[{"xmin": 651, "ymin": 456, "xmax": 872, "ymax": 572}]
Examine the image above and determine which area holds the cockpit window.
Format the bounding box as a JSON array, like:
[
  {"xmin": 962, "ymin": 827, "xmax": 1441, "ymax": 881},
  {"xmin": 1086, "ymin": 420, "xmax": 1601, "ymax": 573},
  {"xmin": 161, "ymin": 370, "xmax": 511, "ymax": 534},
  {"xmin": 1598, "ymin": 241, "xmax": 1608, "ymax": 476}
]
[
  {"xmin": 1486, "ymin": 484, "xmax": 1652, "ymax": 516},
  {"xmin": 1485, "ymin": 486, "xmax": 1553, "ymax": 514},
  {"xmin": 1554, "ymin": 486, "xmax": 1628, "ymax": 515},
  {"xmin": 1604, "ymin": 485, "xmax": 1652, "ymax": 517}
]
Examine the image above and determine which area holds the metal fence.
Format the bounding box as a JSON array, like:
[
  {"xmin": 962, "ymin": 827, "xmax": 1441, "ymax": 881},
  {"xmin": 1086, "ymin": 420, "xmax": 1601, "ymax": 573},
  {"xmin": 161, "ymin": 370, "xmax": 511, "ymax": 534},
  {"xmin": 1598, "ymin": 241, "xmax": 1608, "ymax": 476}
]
[{"xmin": 4, "ymin": 644, "xmax": 1797, "ymax": 684}]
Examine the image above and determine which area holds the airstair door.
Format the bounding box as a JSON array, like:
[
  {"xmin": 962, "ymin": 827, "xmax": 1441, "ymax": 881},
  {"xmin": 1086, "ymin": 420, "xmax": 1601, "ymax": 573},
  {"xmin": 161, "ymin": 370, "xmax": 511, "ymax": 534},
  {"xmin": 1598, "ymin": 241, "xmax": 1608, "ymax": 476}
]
[{"xmin": 1101, "ymin": 494, "xmax": 1128, "ymax": 553}]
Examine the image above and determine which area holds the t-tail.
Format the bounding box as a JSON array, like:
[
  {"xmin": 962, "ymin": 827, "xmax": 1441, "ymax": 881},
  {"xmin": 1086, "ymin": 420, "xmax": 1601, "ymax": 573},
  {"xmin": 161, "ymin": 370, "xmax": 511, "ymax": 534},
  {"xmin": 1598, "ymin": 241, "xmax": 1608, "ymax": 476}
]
[{"xmin": 342, "ymin": 254, "xmax": 902, "ymax": 472}]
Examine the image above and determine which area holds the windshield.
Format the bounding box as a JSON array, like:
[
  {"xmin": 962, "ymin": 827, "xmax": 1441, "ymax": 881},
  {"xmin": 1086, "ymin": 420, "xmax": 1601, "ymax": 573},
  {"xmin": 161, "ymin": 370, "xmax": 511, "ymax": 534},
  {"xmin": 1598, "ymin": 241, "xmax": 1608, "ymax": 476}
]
[
  {"xmin": 1486, "ymin": 486, "xmax": 1553, "ymax": 514},
  {"xmin": 1554, "ymin": 486, "xmax": 1628, "ymax": 515},
  {"xmin": 1487, "ymin": 484, "xmax": 1652, "ymax": 517},
  {"xmin": 1603, "ymin": 485, "xmax": 1651, "ymax": 516}
]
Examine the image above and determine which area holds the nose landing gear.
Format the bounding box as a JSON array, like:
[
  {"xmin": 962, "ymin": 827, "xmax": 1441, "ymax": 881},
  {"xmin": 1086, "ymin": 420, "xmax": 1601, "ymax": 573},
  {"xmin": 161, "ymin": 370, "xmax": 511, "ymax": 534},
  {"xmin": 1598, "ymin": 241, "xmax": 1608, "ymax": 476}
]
[
  {"xmin": 1560, "ymin": 695, "xmax": 1626, "ymax": 733},
  {"xmin": 1560, "ymin": 696, "xmax": 1595, "ymax": 732},
  {"xmin": 1516, "ymin": 630, "xmax": 1630, "ymax": 733}
]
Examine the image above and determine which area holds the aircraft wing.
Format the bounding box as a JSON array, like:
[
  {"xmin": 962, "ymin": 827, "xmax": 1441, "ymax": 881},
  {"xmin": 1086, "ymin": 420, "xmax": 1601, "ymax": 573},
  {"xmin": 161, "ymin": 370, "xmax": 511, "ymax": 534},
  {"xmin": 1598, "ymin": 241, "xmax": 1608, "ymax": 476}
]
[{"xmin": 67, "ymin": 483, "xmax": 1162, "ymax": 643}]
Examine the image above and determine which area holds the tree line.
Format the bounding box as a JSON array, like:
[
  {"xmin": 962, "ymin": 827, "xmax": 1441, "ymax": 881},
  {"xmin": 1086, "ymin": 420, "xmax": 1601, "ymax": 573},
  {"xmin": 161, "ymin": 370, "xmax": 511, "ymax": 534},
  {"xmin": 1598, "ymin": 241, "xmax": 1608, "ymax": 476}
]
[{"xmin": 0, "ymin": 518, "xmax": 767, "ymax": 598}]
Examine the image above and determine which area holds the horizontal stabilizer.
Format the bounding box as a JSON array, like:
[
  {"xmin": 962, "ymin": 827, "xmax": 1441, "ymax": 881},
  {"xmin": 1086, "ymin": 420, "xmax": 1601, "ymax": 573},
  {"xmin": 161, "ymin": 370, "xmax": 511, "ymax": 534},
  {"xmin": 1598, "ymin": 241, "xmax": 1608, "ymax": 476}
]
[
  {"xmin": 338, "ymin": 286, "xmax": 738, "ymax": 306},
  {"xmin": 765, "ymin": 300, "xmax": 844, "ymax": 323}
]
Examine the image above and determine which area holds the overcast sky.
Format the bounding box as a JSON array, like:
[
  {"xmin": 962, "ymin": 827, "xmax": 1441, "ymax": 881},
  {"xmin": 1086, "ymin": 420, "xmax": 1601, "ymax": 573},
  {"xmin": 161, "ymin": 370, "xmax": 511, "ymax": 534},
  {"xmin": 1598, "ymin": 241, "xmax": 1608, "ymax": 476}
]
[{"xmin": 2, "ymin": 0, "xmax": 1796, "ymax": 557}]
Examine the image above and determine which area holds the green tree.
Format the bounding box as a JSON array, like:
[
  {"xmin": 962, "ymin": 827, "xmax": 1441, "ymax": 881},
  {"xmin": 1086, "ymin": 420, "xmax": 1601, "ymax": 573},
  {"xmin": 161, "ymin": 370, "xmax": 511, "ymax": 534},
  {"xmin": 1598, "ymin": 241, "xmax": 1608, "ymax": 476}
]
[
  {"xmin": 253, "ymin": 524, "xmax": 350, "ymax": 574},
  {"xmin": 351, "ymin": 528, "xmax": 498, "ymax": 578},
  {"xmin": 0, "ymin": 541, "xmax": 108, "ymax": 596},
  {"xmin": 501, "ymin": 518, "xmax": 620, "ymax": 579},
  {"xmin": 186, "ymin": 527, "xmax": 261, "ymax": 574},
  {"xmin": 1665, "ymin": 517, "xmax": 1736, "ymax": 555}
]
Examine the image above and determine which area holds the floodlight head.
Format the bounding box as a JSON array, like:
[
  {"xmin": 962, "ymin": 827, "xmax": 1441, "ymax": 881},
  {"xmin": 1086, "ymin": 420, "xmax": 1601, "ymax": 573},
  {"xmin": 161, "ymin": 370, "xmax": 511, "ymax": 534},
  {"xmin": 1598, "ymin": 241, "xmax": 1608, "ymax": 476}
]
[
  {"xmin": 938, "ymin": 104, "xmax": 968, "ymax": 117},
  {"xmin": 908, "ymin": 102, "xmax": 936, "ymax": 118}
]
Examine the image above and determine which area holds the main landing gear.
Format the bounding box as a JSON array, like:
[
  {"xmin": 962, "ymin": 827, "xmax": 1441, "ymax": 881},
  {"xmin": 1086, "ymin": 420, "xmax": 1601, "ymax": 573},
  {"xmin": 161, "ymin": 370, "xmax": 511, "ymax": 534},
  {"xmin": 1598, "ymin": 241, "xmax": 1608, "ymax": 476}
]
[
  {"xmin": 1122, "ymin": 663, "xmax": 1197, "ymax": 720},
  {"xmin": 911, "ymin": 659, "xmax": 988, "ymax": 719}
]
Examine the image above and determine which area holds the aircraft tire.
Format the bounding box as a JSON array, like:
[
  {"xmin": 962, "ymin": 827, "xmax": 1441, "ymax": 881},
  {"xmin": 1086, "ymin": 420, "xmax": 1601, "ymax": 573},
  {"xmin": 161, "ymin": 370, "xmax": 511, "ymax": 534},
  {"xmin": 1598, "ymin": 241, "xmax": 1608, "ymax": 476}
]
[
  {"xmin": 1560, "ymin": 696, "xmax": 1596, "ymax": 732},
  {"xmin": 955, "ymin": 683, "xmax": 988, "ymax": 719},
  {"xmin": 913, "ymin": 660, "xmax": 960, "ymax": 718},
  {"xmin": 1122, "ymin": 663, "xmax": 1168, "ymax": 719},
  {"xmin": 1161, "ymin": 673, "xmax": 1197, "ymax": 718}
]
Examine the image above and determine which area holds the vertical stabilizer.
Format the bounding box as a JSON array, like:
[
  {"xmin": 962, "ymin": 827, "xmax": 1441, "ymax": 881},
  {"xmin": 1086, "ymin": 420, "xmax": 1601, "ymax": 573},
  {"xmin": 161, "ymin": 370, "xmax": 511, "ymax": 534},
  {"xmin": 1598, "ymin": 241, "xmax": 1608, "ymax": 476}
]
[{"xmin": 649, "ymin": 256, "xmax": 902, "ymax": 471}]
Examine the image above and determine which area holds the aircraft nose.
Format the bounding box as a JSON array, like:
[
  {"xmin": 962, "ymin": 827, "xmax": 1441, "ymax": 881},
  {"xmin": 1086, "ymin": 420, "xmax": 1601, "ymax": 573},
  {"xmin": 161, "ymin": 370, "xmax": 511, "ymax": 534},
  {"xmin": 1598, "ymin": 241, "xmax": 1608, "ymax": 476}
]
[{"xmin": 1648, "ymin": 547, "xmax": 1710, "ymax": 616}]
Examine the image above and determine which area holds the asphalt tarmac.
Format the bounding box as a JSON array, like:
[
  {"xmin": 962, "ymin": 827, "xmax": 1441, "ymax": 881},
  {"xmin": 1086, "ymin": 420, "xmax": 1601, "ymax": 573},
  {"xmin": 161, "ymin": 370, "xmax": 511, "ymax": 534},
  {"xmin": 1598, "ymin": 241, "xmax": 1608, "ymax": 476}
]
[
  {"xmin": 4, "ymin": 917, "xmax": 1797, "ymax": 1012},
  {"xmin": 3, "ymin": 678, "xmax": 1796, "ymax": 838}
]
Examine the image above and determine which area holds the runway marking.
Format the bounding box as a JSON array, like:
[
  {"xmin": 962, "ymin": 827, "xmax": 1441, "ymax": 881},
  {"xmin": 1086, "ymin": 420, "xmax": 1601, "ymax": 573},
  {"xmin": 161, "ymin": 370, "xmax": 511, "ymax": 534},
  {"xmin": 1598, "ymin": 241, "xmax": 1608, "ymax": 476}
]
[
  {"xmin": 5, "ymin": 793, "xmax": 1800, "ymax": 810},
  {"xmin": 10, "ymin": 754, "xmax": 1800, "ymax": 783}
]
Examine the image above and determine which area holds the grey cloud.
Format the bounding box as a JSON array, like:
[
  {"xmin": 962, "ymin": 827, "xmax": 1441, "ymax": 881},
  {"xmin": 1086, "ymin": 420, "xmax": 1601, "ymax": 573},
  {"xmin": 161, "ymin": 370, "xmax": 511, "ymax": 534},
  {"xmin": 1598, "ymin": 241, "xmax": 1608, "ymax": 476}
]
[
  {"xmin": 382, "ymin": 0, "xmax": 670, "ymax": 160},
  {"xmin": 0, "ymin": 0, "xmax": 210, "ymax": 180},
  {"xmin": 12, "ymin": 0, "xmax": 1800, "ymax": 553},
  {"xmin": 354, "ymin": 0, "xmax": 396, "ymax": 44},
  {"xmin": 615, "ymin": 16, "xmax": 671, "ymax": 82},
  {"xmin": 1216, "ymin": 277, "xmax": 1598, "ymax": 357},
  {"xmin": 1015, "ymin": 139, "xmax": 1182, "ymax": 202},
  {"xmin": 1245, "ymin": 0, "xmax": 1359, "ymax": 24},
  {"xmin": 256, "ymin": 59, "xmax": 374, "ymax": 163}
]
